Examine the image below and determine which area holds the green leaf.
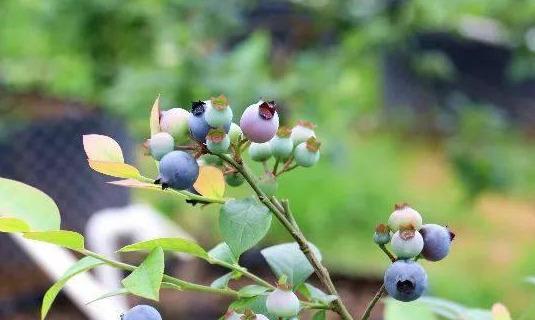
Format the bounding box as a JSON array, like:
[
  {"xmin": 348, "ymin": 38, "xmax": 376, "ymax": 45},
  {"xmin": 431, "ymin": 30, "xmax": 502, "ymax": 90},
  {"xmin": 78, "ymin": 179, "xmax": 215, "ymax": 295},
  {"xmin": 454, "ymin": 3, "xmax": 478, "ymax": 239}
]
[
  {"xmin": 219, "ymin": 198, "xmax": 271, "ymax": 258},
  {"xmin": 384, "ymin": 298, "xmax": 438, "ymax": 320},
  {"xmin": 88, "ymin": 160, "xmax": 142, "ymax": 179},
  {"xmin": 0, "ymin": 217, "xmax": 30, "ymax": 232},
  {"xmin": 24, "ymin": 230, "xmax": 84, "ymax": 250},
  {"xmin": 150, "ymin": 95, "xmax": 161, "ymax": 136},
  {"xmin": 86, "ymin": 288, "xmax": 129, "ymax": 305},
  {"xmin": 299, "ymin": 283, "xmax": 337, "ymax": 304},
  {"xmin": 312, "ymin": 310, "xmax": 327, "ymax": 320},
  {"xmin": 42, "ymin": 257, "xmax": 104, "ymax": 319},
  {"xmin": 210, "ymin": 272, "xmax": 234, "ymax": 289},
  {"xmin": 230, "ymin": 295, "xmax": 277, "ymax": 320},
  {"xmin": 83, "ymin": 134, "xmax": 125, "ymax": 163},
  {"xmin": 208, "ymin": 242, "xmax": 237, "ymax": 264},
  {"xmin": 119, "ymin": 237, "xmax": 208, "ymax": 259},
  {"xmin": 238, "ymin": 285, "xmax": 269, "ymax": 298},
  {"xmin": 0, "ymin": 178, "xmax": 60, "ymax": 231},
  {"xmin": 261, "ymin": 242, "xmax": 322, "ymax": 289},
  {"xmin": 121, "ymin": 247, "xmax": 164, "ymax": 301}
]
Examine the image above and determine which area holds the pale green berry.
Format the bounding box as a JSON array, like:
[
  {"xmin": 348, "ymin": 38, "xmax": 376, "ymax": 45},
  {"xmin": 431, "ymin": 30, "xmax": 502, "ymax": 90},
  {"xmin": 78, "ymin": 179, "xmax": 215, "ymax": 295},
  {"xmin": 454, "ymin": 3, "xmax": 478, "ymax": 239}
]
[
  {"xmin": 160, "ymin": 107, "xmax": 190, "ymax": 144},
  {"xmin": 229, "ymin": 122, "xmax": 243, "ymax": 143},
  {"xmin": 248, "ymin": 142, "xmax": 272, "ymax": 162},
  {"xmin": 290, "ymin": 120, "xmax": 316, "ymax": 145},
  {"xmin": 206, "ymin": 128, "xmax": 230, "ymax": 154},
  {"xmin": 204, "ymin": 95, "xmax": 233, "ymax": 128},
  {"xmin": 388, "ymin": 203, "xmax": 423, "ymax": 231},
  {"xmin": 373, "ymin": 224, "xmax": 391, "ymax": 245},
  {"xmin": 225, "ymin": 172, "xmax": 245, "ymax": 187},
  {"xmin": 391, "ymin": 229, "xmax": 424, "ymax": 259},
  {"xmin": 270, "ymin": 127, "xmax": 293, "ymax": 160},
  {"xmin": 266, "ymin": 288, "xmax": 300, "ymax": 317},
  {"xmin": 294, "ymin": 137, "xmax": 320, "ymax": 167},
  {"xmin": 148, "ymin": 132, "xmax": 174, "ymax": 160}
]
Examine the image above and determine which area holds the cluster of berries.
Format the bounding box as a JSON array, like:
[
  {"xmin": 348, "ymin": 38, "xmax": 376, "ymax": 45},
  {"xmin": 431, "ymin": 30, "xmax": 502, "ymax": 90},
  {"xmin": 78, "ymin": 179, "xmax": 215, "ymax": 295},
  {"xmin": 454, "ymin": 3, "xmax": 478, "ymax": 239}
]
[
  {"xmin": 374, "ymin": 204, "xmax": 455, "ymax": 302},
  {"xmin": 146, "ymin": 96, "xmax": 321, "ymax": 191}
]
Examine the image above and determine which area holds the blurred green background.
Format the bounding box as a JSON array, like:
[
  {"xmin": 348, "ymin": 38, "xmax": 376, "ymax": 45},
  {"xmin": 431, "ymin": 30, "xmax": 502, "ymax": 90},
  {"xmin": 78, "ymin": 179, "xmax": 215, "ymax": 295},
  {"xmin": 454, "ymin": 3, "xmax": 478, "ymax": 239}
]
[{"xmin": 1, "ymin": 0, "xmax": 535, "ymax": 318}]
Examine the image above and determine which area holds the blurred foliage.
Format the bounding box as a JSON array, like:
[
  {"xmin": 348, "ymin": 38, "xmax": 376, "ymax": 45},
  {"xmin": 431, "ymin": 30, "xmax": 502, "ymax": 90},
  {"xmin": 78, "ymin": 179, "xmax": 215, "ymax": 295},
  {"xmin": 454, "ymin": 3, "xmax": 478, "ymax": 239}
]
[{"xmin": 1, "ymin": 0, "xmax": 535, "ymax": 317}]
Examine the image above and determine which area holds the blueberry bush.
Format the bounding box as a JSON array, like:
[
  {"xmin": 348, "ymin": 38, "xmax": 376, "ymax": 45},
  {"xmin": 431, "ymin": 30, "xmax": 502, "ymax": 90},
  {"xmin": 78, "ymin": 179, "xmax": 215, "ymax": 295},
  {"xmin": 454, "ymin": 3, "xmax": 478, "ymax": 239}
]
[{"xmin": 0, "ymin": 96, "xmax": 512, "ymax": 320}]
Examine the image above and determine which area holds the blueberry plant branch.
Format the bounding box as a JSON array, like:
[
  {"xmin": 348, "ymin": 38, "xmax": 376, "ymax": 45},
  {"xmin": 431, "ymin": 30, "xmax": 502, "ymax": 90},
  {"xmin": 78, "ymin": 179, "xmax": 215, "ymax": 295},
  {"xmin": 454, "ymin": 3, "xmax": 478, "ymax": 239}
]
[{"xmin": 216, "ymin": 153, "xmax": 355, "ymax": 320}]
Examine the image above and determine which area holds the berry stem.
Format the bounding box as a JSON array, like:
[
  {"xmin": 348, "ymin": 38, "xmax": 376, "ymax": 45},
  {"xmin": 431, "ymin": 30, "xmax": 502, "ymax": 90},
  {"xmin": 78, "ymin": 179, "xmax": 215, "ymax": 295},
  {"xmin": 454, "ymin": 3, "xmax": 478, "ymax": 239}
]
[
  {"xmin": 379, "ymin": 244, "xmax": 397, "ymax": 263},
  {"xmin": 215, "ymin": 153, "xmax": 354, "ymax": 320},
  {"xmin": 272, "ymin": 158, "xmax": 280, "ymax": 175},
  {"xmin": 359, "ymin": 284, "xmax": 385, "ymax": 320}
]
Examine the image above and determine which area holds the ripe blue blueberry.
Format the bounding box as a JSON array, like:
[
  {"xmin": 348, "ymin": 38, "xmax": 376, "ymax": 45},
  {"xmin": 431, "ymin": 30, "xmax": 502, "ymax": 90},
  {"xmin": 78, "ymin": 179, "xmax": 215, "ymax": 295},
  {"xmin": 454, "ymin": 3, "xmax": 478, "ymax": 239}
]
[
  {"xmin": 160, "ymin": 108, "xmax": 190, "ymax": 144},
  {"xmin": 420, "ymin": 224, "xmax": 454, "ymax": 261},
  {"xmin": 206, "ymin": 128, "xmax": 230, "ymax": 154},
  {"xmin": 204, "ymin": 95, "xmax": 233, "ymax": 128},
  {"xmin": 294, "ymin": 137, "xmax": 320, "ymax": 167},
  {"xmin": 388, "ymin": 203, "xmax": 423, "ymax": 232},
  {"xmin": 158, "ymin": 151, "xmax": 199, "ymax": 190},
  {"xmin": 290, "ymin": 120, "xmax": 316, "ymax": 145},
  {"xmin": 391, "ymin": 229, "xmax": 424, "ymax": 259},
  {"xmin": 228, "ymin": 122, "xmax": 243, "ymax": 144},
  {"xmin": 248, "ymin": 142, "xmax": 272, "ymax": 162},
  {"xmin": 147, "ymin": 132, "xmax": 174, "ymax": 160},
  {"xmin": 384, "ymin": 260, "xmax": 427, "ymax": 302},
  {"xmin": 121, "ymin": 305, "xmax": 162, "ymax": 320},
  {"xmin": 240, "ymin": 100, "xmax": 279, "ymax": 143},
  {"xmin": 373, "ymin": 224, "xmax": 391, "ymax": 245},
  {"xmin": 270, "ymin": 127, "xmax": 293, "ymax": 160},
  {"xmin": 266, "ymin": 288, "xmax": 300, "ymax": 317},
  {"xmin": 225, "ymin": 172, "xmax": 245, "ymax": 187},
  {"xmin": 188, "ymin": 101, "xmax": 230, "ymax": 142}
]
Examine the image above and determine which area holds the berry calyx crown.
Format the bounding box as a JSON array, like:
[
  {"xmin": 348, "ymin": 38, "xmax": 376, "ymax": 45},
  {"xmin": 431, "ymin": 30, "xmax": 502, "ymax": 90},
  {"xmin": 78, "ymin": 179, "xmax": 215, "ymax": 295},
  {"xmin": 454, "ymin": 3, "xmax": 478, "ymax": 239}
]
[
  {"xmin": 399, "ymin": 228, "xmax": 416, "ymax": 240},
  {"xmin": 296, "ymin": 119, "xmax": 316, "ymax": 129},
  {"xmin": 375, "ymin": 223, "xmax": 390, "ymax": 234},
  {"xmin": 276, "ymin": 126, "xmax": 292, "ymax": 138},
  {"xmin": 394, "ymin": 202, "xmax": 410, "ymax": 210},
  {"xmin": 241, "ymin": 309, "xmax": 257, "ymax": 320},
  {"xmin": 207, "ymin": 128, "xmax": 226, "ymax": 143},
  {"xmin": 211, "ymin": 95, "xmax": 230, "ymax": 110},
  {"xmin": 258, "ymin": 100, "xmax": 277, "ymax": 120},
  {"xmin": 276, "ymin": 275, "xmax": 291, "ymax": 290},
  {"xmin": 305, "ymin": 137, "xmax": 321, "ymax": 152},
  {"xmin": 191, "ymin": 101, "xmax": 206, "ymax": 116}
]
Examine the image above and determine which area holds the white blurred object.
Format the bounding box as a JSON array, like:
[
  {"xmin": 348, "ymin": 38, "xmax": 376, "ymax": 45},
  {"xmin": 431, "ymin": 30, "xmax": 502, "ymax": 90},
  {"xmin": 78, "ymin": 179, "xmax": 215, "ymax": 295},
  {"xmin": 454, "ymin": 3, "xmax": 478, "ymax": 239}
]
[
  {"xmin": 85, "ymin": 204, "xmax": 194, "ymax": 290},
  {"xmin": 11, "ymin": 234, "xmax": 126, "ymax": 319},
  {"xmin": 458, "ymin": 15, "xmax": 510, "ymax": 46}
]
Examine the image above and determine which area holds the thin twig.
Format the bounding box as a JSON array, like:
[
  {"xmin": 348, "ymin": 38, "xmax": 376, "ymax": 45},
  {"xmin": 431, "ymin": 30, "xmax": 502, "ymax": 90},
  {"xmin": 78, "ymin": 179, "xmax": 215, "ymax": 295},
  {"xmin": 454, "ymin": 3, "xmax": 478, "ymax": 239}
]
[{"xmin": 360, "ymin": 284, "xmax": 385, "ymax": 320}]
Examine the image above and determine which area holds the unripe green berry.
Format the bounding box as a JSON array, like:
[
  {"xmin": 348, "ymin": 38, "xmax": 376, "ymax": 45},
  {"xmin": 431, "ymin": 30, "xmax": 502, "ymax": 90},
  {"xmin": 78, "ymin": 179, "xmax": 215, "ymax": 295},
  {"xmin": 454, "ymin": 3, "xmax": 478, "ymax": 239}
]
[
  {"xmin": 373, "ymin": 224, "xmax": 391, "ymax": 245},
  {"xmin": 225, "ymin": 172, "xmax": 245, "ymax": 187},
  {"xmin": 290, "ymin": 120, "xmax": 316, "ymax": 145},
  {"xmin": 391, "ymin": 229, "xmax": 424, "ymax": 259},
  {"xmin": 388, "ymin": 203, "xmax": 423, "ymax": 231},
  {"xmin": 147, "ymin": 132, "xmax": 174, "ymax": 160},
  {"xmin": 294, "ymin": 137, "xmax": 320, "ymax": 167},
  {"xmin": 270, "ymin": 127, "xmax": 293, "ymax": 160},
  {"xmin": 204, "ymin": 95, "xmax": 233, "ymax": 128},
  {"xmin": 160, "ymin": 108, "xmax": 191, "ymax": 144},
  {"xmin": 266, "ymin": 288, "xmax": 300, "ymax": 317},
  {"xmin": 248, "ymin": 142, "xmax": 272, "ymax": 162},
  {"xmin": 229, "ymin": 122, "xmax": 243, "ymax": 144},
  {"xmin": 206, "ymin": 128, "xmax": 230, "ymax": 154}
]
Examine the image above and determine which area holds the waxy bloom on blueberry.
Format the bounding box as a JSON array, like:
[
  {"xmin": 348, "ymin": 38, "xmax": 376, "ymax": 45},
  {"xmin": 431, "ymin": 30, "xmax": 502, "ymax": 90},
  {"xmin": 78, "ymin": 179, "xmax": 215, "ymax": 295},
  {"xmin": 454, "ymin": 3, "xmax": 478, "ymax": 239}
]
[
  {"xmin": 188, "ymin": 101, "xmax": 230, "ymax": 142},
  {"xmin": 294, "ymin": 137, "xmax": 320, "ymax": 167},
  {"xmin": 121, "ymin": 305, "xmax": 162, "ymax": 320},
  {"xmin": 420, "ymin": 224, "xmax": 455, "ymax": 261},
  {"xmin": 224, "ymin": 310, "xmax": 243, "ymax": 320},
  {"xmin": 391, "ymin": 229, "xmax": 424, "ymax": 259},
  {"xmin": 290, "ymin": 120, "xmax": 316, "ymax": 145},
  {"xmin": 388, "ymin": 203, "xmax": 423, "ymax": 231},
  {"xmin": 270, "ymin": 127, "xmax": 294, "ymax": 160},
  {"xmin": 384, "ymin": 260, "xmax": 427, "ymax": 302},
  {"xmin": 206, "ymin": 128, "xmax": 230, "ymax": 154},
  {"xmin": 248, "ymin": 142, "xmax": 272, "ymax": 162},
  {"xmin": 373, "ymin": 224, "xmax": 391, "ymax": 245},
  {"xmin": 147, "ymin": 132, "xmax": 174, "ymax": 160},
  {"xmin": 158, "ymin": 150, "xmax": 199, "ymax": 190},
  {"xmin": 240, "ymin": 100, "xmax": 279, "ymax": 143},
  {"xmin": 229, "ymin": 122, "xmax": 243, "ymax": 144},
  {"xmin": 204, "ymin": 95, "xmax": 233, "ymax": 128},
  {"xmin": 266, "ymin": 288, "xmax": 300, "ymax": 317},
  {"xmin": 160, "ymin": 107, "xmax": 190, "ymax": 144}
]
